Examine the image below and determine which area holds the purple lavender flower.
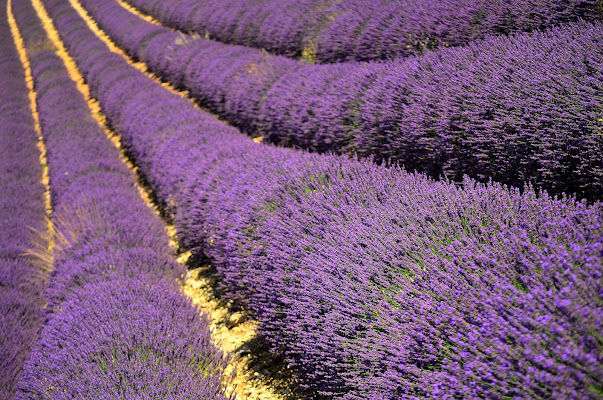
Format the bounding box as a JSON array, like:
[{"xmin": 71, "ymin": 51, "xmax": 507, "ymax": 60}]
[
  {"xmin": 10, "ymin": 1, "xmax": 230, "ymax": 397},
  {"xmin": 122, "ymin": 0, "xmax": 602, "ymax": 63},
  {"xmin": 79, "ymin": 0, "xmax": 603, "ymax": 200},
  {"xmin": 0, "ymin": 2, "xmax": 47, "ymax": 395},
  {"xmin": 38, "ymin": 0, "xmax": 603, "ymax": 397}
]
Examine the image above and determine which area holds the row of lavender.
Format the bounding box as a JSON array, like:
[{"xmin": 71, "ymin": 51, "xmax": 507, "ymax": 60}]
[
  {"xmin": 80, "ymin": 0, "xmax": 603, "ymax": 201},
  {"xmin": 44, "ymin": 0, "xmax": 603, "ymax": 397},
  {"xmin": 0, "ymin": 1, "xmax": 46, "ymax": 396},
  {"xmin": 10, "ymin": 0, "xmax": 230, "ymax": 397},
  {"xmin": 122, "ymin": 0, "xmax": 601, "ymax": 63}
]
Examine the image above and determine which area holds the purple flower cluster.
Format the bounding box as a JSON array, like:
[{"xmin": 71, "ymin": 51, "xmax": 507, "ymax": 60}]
[
  {"xmin": 122, "ymin": 0, "xmax": 602, "ymax": 63},
  {"xmin": 45, "ymin": 0, "xmax": 603, "ymax": 397},
  {"xmin": 80, "ymin": 0, "xmax": 603, "ymax": 200},
  {"xmin": 10, "ymin": 1, "xmax": 229, "ymax": 397},
  {"xmin": 0, "ymin": 2, "xmax": 46, "ymax": 396}
]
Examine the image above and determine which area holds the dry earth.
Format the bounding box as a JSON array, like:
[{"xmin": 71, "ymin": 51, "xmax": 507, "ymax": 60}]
[{"xmin": 16, "ymin": 0, "xmax": 300, "ymax": 398}]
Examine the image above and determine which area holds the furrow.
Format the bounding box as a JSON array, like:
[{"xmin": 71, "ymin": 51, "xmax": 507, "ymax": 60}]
[
  {"xmin": 7, "ymin": 0, "xmax": 53, "ymax": 264},
  {"xmin": 30, "ymin": 0, "xmax": 289, "ymax": 397}
]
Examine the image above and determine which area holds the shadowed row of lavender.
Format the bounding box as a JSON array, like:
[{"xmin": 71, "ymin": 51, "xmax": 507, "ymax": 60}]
[
  {"xmin": 9, "ymin": 1, "xmax": 230, "ymax": 398},
  {"xmin": 80, "ymin": 0, "xmax": 603, "ymax": 201},
  {"xmin": 43, "ymin": 0, "xmax": 603, "ymax": 397},
  {"xmin": 123, "ymin": 0, "xmax": 601, "ymax": 63},
  {"xmin": 0, "ymin": 2, "xmax": 46, "ymax": 395}
]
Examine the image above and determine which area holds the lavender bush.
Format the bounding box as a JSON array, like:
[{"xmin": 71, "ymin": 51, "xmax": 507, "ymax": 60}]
[
  {"xmin": 44, "ymin": 0, "xmax": 603, "ymax": 397},
  {"xmin": 122, "ymin": 0, "xmax": 602, "ymax": 63},
  {"xmin": 10, "ymin": 1, "xmax": 229, "ymax": 397},
  {"xmin": 0, "ymin": 2, "xmax": 46, "ymax": 396},
  {"xmin": 80, "ymin": 0, "xmax": 603, "ymax": 200}
]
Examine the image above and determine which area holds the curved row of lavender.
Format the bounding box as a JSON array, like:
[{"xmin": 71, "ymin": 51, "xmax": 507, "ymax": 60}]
[
  {"xmin": 80, "ymin": 0, "xmax": 603, "ymax": 201},
  {"xmin": 10, "ymin": 1, "xmax": 230, "ymax": 397},
  {"xmin": 0, "ymin": 2, "xmax": 47, "ymax": 396},
  {"xmin": 44, "ymin": 0, "xmax": 603, "ymax": 397},
  {"xmin": 122, "ymin": 0, "xmax": 602, "ymax": 63}
]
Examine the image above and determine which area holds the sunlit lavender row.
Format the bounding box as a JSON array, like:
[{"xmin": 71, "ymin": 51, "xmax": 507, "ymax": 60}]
[
  {"xmin": 6, "ymin": 0, "xmax": 230, "ymax": 397},
  {"xmin": 40, "ymin": 0, "xmax": 603, "ymax": 397},
  {"xmin": 0, "ymin": 3, "xmax": 46, "ymax": 396},
  {"xmin": 123, "ymin": 0, "xmax": 602, "ymax": 63},
  {"xmin": 80, "ymin": 0, "xmax": 602, "ymax": 200}
]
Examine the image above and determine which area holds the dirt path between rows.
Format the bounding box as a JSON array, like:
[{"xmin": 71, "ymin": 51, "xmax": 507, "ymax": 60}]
[
  {"xmin": 7, "ymin": 0, "xmax": 54, "ymax": 269},
  {"xmin": 30, "ymin": 0, "xmax": 299, "ymax": 397},
  {"xmin": 103, "ymin": 0, "xmax": 265, "ymax": 144}
]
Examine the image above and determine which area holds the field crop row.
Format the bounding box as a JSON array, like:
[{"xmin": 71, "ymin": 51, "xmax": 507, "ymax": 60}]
[
  {"xmin": 123, "ymin": 0, "xmax": 601, "ymax": 63},
  {"xmin": 0, "ymin": 2, "xmax": 46, "ymax": 395},
  {"xmin": 43, "ymin": 0, "xmax": 603, "ymax": 397},
  {"xmin": 9, "ymin": 0, "xmax": 230, "ymax": 397},
  {"xmin": 80, "ymin": 0, "xmax": 603, "ymax": 200}
]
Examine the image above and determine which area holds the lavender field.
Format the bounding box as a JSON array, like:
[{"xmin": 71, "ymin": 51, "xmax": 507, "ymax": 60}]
[{"xmin": 0, "ymin": 0, "xmax": 601, "ymax": 399}]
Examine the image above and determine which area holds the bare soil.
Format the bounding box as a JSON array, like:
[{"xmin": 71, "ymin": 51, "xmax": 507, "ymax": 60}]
[{"xmin": 30, "ymin": 0, "xmax": 301, "ymax": 397}]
